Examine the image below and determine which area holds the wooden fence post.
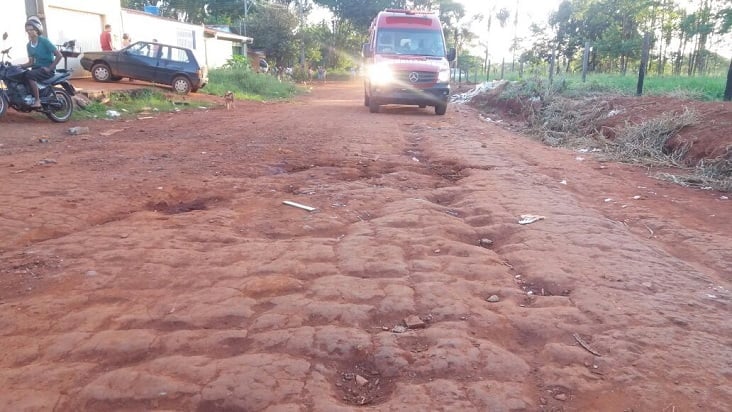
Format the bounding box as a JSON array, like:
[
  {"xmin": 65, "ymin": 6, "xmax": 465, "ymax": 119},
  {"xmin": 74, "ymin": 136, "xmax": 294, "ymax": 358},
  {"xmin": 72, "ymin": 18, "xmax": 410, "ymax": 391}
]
[{"xmin": 636, "ymin": 32, "xmax": 651, "ymax": 96}]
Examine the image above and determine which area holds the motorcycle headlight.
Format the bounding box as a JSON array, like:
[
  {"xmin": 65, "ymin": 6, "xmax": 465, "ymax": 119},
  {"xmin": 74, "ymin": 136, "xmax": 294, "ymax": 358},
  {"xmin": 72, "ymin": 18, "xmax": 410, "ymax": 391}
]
[
  {"xmin": 369, "ymin": 64, "xmax": 394, "ymax": 85},
  {"xmin": 438, "ymin": 68, "xmax": 450, "ymax": 83}
]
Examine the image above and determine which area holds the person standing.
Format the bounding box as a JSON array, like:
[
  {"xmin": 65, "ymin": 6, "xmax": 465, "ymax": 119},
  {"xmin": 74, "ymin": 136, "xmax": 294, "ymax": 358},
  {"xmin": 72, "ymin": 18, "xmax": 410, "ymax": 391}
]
[
  {"xmin": 20, "ymin": 17, "xmax": 62, "ymax": 108},
  {"xmin": 100, "ymin": 24, "xmax": 113, "ymax": 51},
  {"xmin": 121, "ymin": 33, "xmax": 133, "ymax": 81},
  {"xmin": 121, "ymin": 33, "xmax": 131, "ymax": 48}
]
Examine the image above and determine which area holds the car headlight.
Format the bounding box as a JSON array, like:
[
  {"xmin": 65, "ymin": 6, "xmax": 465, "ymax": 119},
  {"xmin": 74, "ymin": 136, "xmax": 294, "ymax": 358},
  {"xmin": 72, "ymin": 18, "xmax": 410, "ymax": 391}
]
[
  {"xmin": 369, "ymin": 64, "xmax": 394, "ymax": 85},
  {"xmin": 438, "ymin": 68, "xmax": 450, "ymax": 83}
]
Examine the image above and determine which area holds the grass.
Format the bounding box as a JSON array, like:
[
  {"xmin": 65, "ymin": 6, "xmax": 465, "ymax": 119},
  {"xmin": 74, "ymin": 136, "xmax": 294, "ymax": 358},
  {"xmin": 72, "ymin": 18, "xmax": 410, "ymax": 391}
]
[
  {"xmin": 477, "ymin": 72, "xmax": 727, "ymax": 101},
  {"xmin": 73, "ymin": 88, "xmax": 212, "ymax": 120},
  {"xmin": 204, "ymin": 68, "xmax": 302, "ymax": 101},
  {"xmin": 564, "ymin": 74, "xmax": 726, "ymax": 100},
  {"xmin": 460, "ymin": 69, "xmax": 727, "ymax": 100},
  {"xmin": 72, "ymin": 66, "xmax": 303, "ymax": 120}
]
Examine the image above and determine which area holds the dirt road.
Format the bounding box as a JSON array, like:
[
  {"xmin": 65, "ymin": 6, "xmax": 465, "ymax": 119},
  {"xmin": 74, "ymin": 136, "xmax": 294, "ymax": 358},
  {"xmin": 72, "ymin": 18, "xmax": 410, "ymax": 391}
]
[{"xmin": 0, "ymin": 82, "xmax": 730, "ymax": 411}]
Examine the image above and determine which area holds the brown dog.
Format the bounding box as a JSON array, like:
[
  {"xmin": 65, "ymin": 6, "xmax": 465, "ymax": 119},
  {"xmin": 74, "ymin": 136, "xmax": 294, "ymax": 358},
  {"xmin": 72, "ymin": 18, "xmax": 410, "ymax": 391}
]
[{"xmin": 224, "ymin": 91, "xmax": 234, "ymax": 110}]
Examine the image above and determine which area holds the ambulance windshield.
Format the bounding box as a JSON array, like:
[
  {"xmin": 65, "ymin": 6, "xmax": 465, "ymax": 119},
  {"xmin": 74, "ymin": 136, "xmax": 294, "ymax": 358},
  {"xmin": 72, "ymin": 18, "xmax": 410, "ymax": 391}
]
[{"xmin": 375, "ymin": 29, "xmax": 445, "ymax": 57}]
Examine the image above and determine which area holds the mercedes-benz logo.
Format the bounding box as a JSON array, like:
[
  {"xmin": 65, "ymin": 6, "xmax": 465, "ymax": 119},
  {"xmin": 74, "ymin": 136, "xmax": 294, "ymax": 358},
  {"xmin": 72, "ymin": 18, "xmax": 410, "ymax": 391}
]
[{"xmin": 408, "ymin": 72, "xmax": 420, "ymax": 83}]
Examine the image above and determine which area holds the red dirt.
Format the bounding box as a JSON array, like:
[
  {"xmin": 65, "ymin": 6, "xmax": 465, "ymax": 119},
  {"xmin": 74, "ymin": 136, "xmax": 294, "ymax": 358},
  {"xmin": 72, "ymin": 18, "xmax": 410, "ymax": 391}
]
[{"xmin": 0, "ymin": 80, "xmax": 730, "ymax": 411}]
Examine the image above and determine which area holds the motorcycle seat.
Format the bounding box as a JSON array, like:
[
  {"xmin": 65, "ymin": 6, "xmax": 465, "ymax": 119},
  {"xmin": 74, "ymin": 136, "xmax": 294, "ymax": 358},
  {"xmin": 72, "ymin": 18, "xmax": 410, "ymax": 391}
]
[{"xmin": 40, "ymin": 71, "xmax": 71, "ymax": 85}]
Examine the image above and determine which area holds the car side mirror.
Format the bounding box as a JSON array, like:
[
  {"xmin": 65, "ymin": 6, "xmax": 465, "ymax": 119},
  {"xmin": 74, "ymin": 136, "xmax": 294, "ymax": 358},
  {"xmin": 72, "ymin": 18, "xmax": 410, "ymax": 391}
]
[
  {"xmin": 362, "ymin": 43, "xmax": 372, "ymax": 58},
  {"xmin": 2, "ymin": 32, "xmax": 7, "ymax": 41},
  {"xmin": 447, "ymin": 48, "xmax": 456, "ymax": 62}
]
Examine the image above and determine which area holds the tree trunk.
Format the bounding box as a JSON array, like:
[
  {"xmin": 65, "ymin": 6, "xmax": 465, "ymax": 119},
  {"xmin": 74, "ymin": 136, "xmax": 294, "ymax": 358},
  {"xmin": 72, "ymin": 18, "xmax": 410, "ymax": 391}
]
[
  {"xmin": 724, "ymin": 59, "xmax": 732, "ymax": 101},
  {"xmin": 582, "ymin": 41, "xmax": 590, "ymax": 82}
]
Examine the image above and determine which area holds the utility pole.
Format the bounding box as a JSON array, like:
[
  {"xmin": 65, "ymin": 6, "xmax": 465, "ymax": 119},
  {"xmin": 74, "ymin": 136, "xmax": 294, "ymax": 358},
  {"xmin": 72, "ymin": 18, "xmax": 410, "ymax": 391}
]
[{"xmin": 242, "ymin": 0, "xmax": 251, "ymax": 36}]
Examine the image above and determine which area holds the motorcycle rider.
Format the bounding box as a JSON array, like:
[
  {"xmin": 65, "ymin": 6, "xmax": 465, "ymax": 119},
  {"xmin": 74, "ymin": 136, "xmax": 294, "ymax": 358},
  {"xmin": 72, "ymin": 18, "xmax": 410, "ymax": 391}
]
[{"xmin": 19, "ymin": 17, "xmax": 62, "ymax": 108}]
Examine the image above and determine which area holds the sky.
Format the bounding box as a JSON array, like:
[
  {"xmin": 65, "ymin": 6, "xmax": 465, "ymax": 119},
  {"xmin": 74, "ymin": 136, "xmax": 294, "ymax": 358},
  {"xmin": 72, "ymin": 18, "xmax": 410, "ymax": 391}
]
[
  {"xmin": 311, "ymin": 0, "xmax": 730, "ymax": 61},
  {"xmin": 456, "ymin": 0, "xmax": 561, "ymax": 61},
  {"xmin": 309, "ymin": 0, "xmax": 562, "ymax": 61}
]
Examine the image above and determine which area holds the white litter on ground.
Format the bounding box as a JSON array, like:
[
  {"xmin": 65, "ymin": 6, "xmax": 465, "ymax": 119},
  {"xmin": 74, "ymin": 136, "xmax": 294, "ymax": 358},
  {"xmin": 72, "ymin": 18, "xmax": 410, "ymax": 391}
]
[
  {"xmin": 450, "ymin": 81, "xmax": 505, "ymax": 104},
  {"xmin": 518, "ymin": 214, "xmax": 545, "ymax": 225}
]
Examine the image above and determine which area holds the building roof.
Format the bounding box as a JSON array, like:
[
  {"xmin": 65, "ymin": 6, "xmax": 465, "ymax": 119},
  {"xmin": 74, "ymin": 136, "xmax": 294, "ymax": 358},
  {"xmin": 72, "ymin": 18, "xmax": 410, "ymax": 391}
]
[
  {"xmin": 122, "ymin": 8, "xmax": 252, "ymax": 44},
  {"xmin": 204, "ymin": 27, "xmax": 252, "ymax": 44}
]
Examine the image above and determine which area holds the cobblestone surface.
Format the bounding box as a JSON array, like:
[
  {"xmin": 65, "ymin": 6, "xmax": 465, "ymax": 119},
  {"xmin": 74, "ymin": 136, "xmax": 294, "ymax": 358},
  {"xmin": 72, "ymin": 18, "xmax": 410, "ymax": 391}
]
[{"xmin": 0, "ymin": 82, "xmax": 730, "ymax": 411}]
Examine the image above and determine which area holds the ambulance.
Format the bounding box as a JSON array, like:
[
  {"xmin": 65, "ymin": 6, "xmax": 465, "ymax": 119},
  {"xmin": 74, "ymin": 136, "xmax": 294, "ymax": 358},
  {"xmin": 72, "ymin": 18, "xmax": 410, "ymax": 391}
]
[{"xmin": 362, "ymin": 9, "xmax": 455, "ymax": 115}]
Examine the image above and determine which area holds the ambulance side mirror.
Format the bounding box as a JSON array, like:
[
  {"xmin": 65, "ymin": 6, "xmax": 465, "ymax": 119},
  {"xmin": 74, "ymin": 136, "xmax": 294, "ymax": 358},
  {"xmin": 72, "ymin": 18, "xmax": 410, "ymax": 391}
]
[
  {"xmin": 447, "ymin": 47, "xmax": 456, "ymax": 62},
  {"xmin": 362, "ymin": 43, "xmax": 372, "ymax": 58}
]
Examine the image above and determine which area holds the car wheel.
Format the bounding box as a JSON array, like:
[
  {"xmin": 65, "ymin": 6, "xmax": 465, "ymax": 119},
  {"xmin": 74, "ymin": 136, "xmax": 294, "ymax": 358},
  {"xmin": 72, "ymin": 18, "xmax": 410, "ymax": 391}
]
[
  {"xmin": 91, "ymin": 63, "xmax": 112, "ymax": 82},
  {"xmin": 172, "ymin": 76, "xmax": 192, "ymax": 94},
  {"xmin": 435, "ymin": 103, "xmax": 447, "ymax": 115}
]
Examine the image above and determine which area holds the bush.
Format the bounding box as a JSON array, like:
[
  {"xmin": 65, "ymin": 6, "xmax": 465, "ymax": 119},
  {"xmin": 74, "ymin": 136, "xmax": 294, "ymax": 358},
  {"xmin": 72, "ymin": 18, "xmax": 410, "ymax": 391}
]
[{"xmin": 206, "ymin": 66, "xmax": 301, "ymax": 100}]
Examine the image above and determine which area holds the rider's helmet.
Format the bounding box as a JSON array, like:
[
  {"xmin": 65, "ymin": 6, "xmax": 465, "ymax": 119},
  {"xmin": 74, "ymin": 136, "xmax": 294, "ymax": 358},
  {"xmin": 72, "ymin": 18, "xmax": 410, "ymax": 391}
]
[{"xmin": 26, "ymin": 16, "xmax": 43, "ymax": 34}]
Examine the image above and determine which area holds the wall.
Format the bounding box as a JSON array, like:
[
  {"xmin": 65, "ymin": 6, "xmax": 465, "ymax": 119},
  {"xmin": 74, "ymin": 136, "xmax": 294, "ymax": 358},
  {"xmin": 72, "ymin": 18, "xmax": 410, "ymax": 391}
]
[
  {"xmin": 1, "ymin": 1, "xmax": 246, "ymax": 77},
  {"xmin": 0, "ymin": 1, "xmax": 39, "ymax": 65},
  {"xmin": 120, "ymin": 10, "xmax": 205, "ymax": 66},
  {"xmin": 43, "ymin": 0, "xmax": 123, "ymax": 75},
  {"xmin": 204, "ymin": 37, "xmax": 238, "ymax": 69}
]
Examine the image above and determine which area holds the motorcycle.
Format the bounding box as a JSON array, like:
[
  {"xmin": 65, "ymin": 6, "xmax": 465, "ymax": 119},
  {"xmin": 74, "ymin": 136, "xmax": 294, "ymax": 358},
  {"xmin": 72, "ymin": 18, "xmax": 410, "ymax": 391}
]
[{"xmin": 0, "ymin": 32, "xmax": 76, "ymax": 123}]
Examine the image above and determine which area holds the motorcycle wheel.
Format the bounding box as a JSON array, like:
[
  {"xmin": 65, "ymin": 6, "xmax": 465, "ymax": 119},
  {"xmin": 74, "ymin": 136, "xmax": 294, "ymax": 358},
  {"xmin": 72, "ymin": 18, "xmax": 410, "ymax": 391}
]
[
  {"xmin": 0, "ymin": 93, "xmax": 7, "ymax": 118},
  {"xmin": 45, "ymin": 89, "xmax": 74, "ymax": 123}
]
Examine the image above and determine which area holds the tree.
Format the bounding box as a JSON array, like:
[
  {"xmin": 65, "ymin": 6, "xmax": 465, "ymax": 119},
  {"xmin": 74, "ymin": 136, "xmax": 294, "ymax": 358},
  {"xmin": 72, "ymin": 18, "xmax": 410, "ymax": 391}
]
[
  {"xmin": 725, "ymin": 58, "xmax": 731, "ymax": 101},
  {"xmin": 246, "ymin": 4, "xmax": 300, "ymax": 66},
  {"xmin": 313, "ymin": 0, "xmax": 396, "ymax": 31},
  {"xmin": 720, "ymin": 0, "xmax": 731, "ymax": 99}
]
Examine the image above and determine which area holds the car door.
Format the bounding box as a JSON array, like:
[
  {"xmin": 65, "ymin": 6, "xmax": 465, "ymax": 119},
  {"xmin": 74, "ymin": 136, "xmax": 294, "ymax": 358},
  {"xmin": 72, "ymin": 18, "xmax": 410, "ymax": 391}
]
[
  {"xmin": 153, "ymin": 46, "xmax": 191, "ymax": 85},
  {"xmin": 115, "ymin": 42, "xmax": 159, "ymax": 81}
]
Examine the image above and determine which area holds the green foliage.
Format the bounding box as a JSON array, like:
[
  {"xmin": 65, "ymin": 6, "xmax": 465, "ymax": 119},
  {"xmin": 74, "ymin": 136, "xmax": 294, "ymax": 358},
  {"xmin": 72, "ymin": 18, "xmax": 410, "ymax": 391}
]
[
  {"xmin": 73, "ymin": 89, "xmax": 212, "ymax": 120},
  {"xmin": 525, "ymin": 0, "xmax": 731, "ymax": 77},
  {"xmin": 313, "ymin": 0, "xmax": 396, "ymax": 31},
  {"xmin": 223, "ymin": 54, "xmax": 254, "ymax": 71},
  {"xmin": 245, "ymin": 5, "xmax": 299, "ymax": 66},
  {"xmin": 291, "ymin": 66, "xmax": 311, "ymax": 83},
  {"xmin": 205, "ymin": 67, "xmax": 301, "ymax": 100}
]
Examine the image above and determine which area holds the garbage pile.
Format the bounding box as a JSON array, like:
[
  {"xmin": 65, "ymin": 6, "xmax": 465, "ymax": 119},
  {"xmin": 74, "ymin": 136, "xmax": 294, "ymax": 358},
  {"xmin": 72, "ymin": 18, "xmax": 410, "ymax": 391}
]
[{"xmin": 450, "ymin": 81, "xmax": 506, "ymax": 104}]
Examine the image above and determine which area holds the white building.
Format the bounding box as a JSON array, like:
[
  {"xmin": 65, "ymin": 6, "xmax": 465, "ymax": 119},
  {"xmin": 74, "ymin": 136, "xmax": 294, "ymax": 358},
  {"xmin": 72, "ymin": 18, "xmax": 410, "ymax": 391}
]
[{"xmin": 0, "ymin": 1, "xmax": 251, "ymax": 77}]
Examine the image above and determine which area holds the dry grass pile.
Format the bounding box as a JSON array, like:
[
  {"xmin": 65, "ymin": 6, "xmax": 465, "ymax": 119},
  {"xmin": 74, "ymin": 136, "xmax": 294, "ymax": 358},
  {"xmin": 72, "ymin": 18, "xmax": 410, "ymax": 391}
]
[
  {"xmin": 473, "ymin": 82, "xmax": 730, "ymax": 191},
  {"xmin": 610, "ymin": 108, "xmax": 698, "ymax": 166},
  {"xmin": 530, "ymin": 96, "xmax": 613, "ymax": 147},
  {"xmin": 656, "ymin": 158, "xmax": 732, "ymax": 192}
]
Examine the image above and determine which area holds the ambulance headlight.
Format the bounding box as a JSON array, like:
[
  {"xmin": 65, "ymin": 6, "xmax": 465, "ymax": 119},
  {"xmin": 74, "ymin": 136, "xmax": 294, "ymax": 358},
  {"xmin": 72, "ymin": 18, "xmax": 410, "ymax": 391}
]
[
  {"xmin": 369, "ymin": 64, "xmax": 394, "ymax": 85},
  {"xmin": 438, "ymin": 68, "xmax": 450, "ymax": 83}
]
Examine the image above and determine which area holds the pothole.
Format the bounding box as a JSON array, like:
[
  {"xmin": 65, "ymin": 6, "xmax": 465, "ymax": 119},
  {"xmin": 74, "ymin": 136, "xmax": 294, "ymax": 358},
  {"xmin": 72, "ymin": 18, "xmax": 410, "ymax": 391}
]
[
  {"xmin": 147, "ymin": 197, "xmax": 220, "ymax": 214},
  {"xmin": 516, "ymin": 276, "xmax": 572, "ymax": 297},
  {"xmin": 334, "ymin": 359, "xmax": 396, "ymax": 406},
  {"xmin": 427, "ymin": 160, "xmax": 467, "ymax": 182}
]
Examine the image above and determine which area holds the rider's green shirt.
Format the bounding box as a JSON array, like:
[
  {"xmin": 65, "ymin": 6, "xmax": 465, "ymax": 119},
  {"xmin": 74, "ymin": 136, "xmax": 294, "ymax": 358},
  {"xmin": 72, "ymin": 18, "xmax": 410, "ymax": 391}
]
[{"xmin": 27, "ymin": 36, "xmax": 56, "ymax": 68}]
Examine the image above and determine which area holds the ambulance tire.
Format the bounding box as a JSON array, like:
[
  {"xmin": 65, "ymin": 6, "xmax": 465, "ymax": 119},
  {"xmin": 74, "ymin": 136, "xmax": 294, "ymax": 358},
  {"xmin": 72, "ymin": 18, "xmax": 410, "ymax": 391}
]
[{"xmin": 369, "ymin": 99, "xmax": 380, "ymax": 113}]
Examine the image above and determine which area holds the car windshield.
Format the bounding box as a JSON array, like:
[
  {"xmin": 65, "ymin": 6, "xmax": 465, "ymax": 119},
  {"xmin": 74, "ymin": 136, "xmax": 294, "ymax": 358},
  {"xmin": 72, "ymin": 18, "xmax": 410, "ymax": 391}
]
[
  {"xmin": 375, "ymin": 29, "xmax": 445, "ymax": 57},
  {"xmin": 127, "ymin": 42, "xmax": 158, "ymax": 58}
]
